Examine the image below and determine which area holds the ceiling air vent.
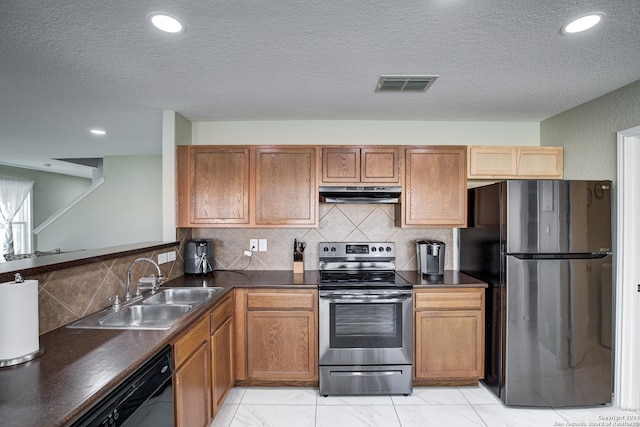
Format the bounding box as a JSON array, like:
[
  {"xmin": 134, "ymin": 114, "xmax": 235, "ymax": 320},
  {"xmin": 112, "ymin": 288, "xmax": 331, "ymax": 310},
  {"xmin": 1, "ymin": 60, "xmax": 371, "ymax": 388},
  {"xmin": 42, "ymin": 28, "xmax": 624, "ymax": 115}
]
[{"xmin": 376, "ymin": 75, "xmax": 438, "ymax": 92}]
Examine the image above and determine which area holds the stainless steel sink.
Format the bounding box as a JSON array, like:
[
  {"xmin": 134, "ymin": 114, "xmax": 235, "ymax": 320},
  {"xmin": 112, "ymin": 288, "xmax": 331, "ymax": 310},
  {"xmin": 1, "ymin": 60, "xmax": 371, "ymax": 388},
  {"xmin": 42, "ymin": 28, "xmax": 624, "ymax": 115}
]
[
  {"xmin": 66, "ymin": 287, "xmax": 223, "ymax": 330},
  {"xmin": 96, "ymin": 304, "xmax": 192, "ymax": 329},
  {"xmin": 142, "ymin": 287, "xmax": 223, "ymax": 306}
]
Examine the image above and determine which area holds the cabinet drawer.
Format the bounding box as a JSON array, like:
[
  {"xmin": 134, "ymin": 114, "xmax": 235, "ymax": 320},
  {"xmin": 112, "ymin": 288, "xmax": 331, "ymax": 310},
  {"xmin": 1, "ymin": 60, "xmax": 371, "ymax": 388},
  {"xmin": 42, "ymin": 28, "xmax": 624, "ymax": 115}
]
[
  {"xmin": 246, "ymin": 290, "xmax": 316, "ymax": 311},
  {"xmin": 174, "ymin": 317, "xmax": 209, "ymax": 368},
  {"xmin": 415, "ymin": 289, "xmax": 483, "ymax": 311},
  {"xmin": 211, "ymin": 294, "xmax": 234, "ymax": 333}
]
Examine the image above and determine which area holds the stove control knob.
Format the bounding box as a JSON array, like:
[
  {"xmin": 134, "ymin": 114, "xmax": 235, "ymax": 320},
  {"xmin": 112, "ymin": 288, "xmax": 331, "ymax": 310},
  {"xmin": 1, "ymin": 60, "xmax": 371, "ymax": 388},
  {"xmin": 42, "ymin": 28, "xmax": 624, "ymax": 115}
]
[
  {"xmin": 322, "ymin": 246, "xmax": 329, "ymax": 252},
  {"xmin": 330, "ymin": 246, "xmax": 337, "ymax": 252},
  {"xmin": 371, "ymin": 247, "xmax": 377, "ymax": 252},
  {"xmin": 385, "ymin": 246, "xmax": 392, "ymax": 252},
  {"xmin": 378, "ymin": 246, "xmax": 384, "ymax": 252}
]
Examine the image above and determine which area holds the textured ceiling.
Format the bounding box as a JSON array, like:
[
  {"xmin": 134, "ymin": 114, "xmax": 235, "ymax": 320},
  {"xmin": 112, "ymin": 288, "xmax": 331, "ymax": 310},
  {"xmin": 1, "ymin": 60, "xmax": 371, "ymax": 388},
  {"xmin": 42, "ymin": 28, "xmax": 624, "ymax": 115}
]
[{"xmin": 1, "ymin": 0, "xmax": 639, "ymax": 177}]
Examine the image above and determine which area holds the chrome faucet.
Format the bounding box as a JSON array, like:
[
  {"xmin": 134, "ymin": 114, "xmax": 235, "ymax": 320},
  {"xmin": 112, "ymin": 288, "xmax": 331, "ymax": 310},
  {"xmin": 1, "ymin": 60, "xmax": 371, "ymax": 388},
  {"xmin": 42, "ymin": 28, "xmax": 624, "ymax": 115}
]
[{"xmin": 125, "ymin": 257, "xmax": 164, "ymax": 301}]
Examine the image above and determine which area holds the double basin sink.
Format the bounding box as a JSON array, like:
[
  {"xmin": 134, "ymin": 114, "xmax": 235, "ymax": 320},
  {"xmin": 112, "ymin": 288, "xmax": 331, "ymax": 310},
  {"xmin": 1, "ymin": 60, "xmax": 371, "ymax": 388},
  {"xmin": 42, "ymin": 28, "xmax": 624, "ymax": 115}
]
[{"xmin": 67, "ymin": 287, "xmax": 223, "ymax": 330}]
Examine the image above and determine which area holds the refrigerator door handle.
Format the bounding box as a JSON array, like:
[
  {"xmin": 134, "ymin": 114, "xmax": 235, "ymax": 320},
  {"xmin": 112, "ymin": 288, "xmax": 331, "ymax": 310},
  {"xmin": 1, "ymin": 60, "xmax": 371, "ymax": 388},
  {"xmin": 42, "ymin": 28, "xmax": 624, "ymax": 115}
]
[{"xmin": 508, "ymin": 252, "xmax": 610, "ymax": 260}]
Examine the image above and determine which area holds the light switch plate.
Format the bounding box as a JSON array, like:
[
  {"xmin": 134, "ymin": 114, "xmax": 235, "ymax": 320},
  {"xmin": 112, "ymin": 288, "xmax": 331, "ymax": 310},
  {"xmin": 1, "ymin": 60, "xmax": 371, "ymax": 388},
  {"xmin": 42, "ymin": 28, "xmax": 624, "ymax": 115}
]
[
  {"xmin": 250, "ymin": 239, "xmax": 258, "ymax": 251},
  {"xmin": 167, "ymin": 251, "xmax": 176, "ymax": 262},
  {"xmin": 158, "ymin": 253, "xmax": 168, "ymax": 264},
  {"xmin": 259, "ymin": 239, "xmax": 267, "ymax": 251}
]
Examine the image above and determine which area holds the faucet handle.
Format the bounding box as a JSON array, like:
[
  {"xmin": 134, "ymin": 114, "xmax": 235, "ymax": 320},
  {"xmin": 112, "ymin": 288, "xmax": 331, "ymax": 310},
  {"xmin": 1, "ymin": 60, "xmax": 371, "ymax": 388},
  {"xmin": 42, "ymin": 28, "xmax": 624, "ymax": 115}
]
[{"xmin": 109, "ymin": 295, "xmax": 121, "ymax": 311}]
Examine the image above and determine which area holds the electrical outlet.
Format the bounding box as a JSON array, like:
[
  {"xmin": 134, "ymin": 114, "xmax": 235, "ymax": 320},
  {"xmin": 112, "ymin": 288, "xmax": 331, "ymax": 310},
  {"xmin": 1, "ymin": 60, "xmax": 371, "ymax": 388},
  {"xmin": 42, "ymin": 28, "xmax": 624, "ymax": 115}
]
[
  {"xmin": 167, "ymin": 251, "xmax": 176, "ymax": 262},
  {"xmin": 250, "ymin": 239, "xmax": 258, "ymax": 251},
  {"xmin": 158, "ymin": 252, "xmax": 168, "ymax": 264},
  {"xmin": 259, "ymin": 239, "xmax": 267, "ymax": 251}
]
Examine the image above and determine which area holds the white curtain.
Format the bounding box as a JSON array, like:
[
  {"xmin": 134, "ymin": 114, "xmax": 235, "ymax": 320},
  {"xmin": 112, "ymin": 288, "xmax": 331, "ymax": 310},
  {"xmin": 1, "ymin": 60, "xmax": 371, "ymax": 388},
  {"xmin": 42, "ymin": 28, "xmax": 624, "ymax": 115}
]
[{"xmin": 0, "ymin": 177, "xmax": 35, "ymax": 256}]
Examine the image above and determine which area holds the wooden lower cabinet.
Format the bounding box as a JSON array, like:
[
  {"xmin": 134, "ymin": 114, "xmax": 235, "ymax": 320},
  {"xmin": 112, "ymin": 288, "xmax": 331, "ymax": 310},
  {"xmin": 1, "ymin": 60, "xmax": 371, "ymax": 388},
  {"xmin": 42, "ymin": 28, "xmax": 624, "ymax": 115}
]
[
  {"xmin": 235, "ymin": 289, "xmax": 318, "ymax": 384},
  {"xmin": 414, "ymin": 288, "xmax": 485, "ymax": 385},
  {"xmin": 210, "ymin": 295, "xmax": 235, "ymax": 417},
  {"xmin": 173, "ymin": 317, "xmax": 212, "ymax": 427}
]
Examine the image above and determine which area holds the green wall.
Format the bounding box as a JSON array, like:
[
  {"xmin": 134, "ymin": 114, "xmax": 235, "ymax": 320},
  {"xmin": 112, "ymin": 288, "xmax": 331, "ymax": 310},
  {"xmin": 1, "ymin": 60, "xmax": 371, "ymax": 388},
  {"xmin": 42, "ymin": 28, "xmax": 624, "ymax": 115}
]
[
  {"xmin": 541, "ymin": 79, "xmax": 640, "ymax": 180},
  {"xmin": 36, "ymin": 155, "xmax": 163, "ymax": 252}
]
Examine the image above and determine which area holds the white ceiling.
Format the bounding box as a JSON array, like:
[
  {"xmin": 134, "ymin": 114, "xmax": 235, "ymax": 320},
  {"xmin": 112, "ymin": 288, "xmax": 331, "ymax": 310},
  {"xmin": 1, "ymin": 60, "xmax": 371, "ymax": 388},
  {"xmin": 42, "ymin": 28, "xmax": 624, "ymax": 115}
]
[{"xmin": 1, "ymin": 0, "xmax": 639, "ymax": 177}]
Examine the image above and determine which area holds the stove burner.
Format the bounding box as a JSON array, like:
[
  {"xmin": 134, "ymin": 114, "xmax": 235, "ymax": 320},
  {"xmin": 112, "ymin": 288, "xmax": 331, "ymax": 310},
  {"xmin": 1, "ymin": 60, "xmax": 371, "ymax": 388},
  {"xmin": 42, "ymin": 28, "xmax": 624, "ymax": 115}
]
[
  {"xmin": 320, "ymin": 271, "xmax": 396, "ymax": 283},
  {"xmin": 318, "ymin": 242, "xmax": 412, "ymax": 290},
  {"xmin": 318, "ymin": 271, "xmax": 411, "ymax": 290}
]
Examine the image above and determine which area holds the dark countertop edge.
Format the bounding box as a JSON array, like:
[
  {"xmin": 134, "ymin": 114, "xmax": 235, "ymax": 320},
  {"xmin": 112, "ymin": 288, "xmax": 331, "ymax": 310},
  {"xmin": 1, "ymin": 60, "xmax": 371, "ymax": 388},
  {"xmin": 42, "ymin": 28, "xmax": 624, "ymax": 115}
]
[
  {"xmin": 11, "ymin": 269, "xmax": 485, "ymax": 426},
  {"xmin": 0, "ymin": 241, "xmax": 179, "ymax": 282},
  {"xmin": 397, "ymin": 270, "xmax": 488, "ymax": 288}
]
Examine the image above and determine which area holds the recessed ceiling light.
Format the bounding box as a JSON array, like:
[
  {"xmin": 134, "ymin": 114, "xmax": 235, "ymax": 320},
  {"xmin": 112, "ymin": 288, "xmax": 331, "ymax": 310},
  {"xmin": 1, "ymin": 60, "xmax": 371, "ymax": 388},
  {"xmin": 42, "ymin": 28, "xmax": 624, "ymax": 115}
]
[
  {"xmin": 562, "ymin": 12, "xmax": 604, "ymax": 34},
  {"xmin": 149, "ymin": 13, "xmax": 184, "ymax": 34},
  {"xmin": 90, "ymin": 129, "xmax": 106, "ymax": 136}
]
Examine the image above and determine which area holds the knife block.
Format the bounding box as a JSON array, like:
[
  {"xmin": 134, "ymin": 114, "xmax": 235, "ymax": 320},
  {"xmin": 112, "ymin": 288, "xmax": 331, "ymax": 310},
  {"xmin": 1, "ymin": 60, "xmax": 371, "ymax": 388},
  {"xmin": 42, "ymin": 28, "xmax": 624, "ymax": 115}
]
[{"xmin": 293, "ymin": 256, "xmax": 304, "ymax": 274}]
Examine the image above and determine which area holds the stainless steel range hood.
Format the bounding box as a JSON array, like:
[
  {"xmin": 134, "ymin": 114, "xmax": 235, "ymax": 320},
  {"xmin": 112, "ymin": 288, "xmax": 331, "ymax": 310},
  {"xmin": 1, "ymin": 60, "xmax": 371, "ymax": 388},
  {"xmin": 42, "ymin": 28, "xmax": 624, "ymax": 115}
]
[{"xmin": 319, "ymin": 186, "xmax": 401, "ymax": 204}]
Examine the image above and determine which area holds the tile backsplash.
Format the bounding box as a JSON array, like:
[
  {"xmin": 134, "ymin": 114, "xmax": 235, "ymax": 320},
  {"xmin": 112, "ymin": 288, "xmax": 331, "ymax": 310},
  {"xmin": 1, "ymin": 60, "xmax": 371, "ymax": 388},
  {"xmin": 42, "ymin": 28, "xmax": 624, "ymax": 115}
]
[
  {"xmin": 34, "ymin": 229, "xmax": 191, "ymax": 334},
  {"xmin": 192, "ymin": 204, "xmax": 453, "ymax": 272}
]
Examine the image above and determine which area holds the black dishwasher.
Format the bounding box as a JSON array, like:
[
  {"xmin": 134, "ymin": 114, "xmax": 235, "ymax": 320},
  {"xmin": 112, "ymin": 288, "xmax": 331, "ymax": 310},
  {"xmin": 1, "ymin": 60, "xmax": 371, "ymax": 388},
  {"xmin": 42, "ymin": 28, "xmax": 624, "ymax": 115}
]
[{"xmin": 71, "ymin": 346, "xmax": 174, "ymax": 427}]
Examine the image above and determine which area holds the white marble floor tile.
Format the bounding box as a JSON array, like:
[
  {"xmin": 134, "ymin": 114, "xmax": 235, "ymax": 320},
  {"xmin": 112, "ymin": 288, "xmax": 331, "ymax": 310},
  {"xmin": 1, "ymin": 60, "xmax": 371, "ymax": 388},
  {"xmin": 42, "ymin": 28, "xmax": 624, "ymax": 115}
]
[
  {"xmin": 473, "ymin": 404, "xmax": 565, "ymax": 427},
  {"xmin": 392, "ymin": 386, "xmax": 468, "ymax": 405},
  {"xmin": 459, "ymin": 385, "xmax": 503, "ymax": 405},
  {"xmin": 241, "ymin": 387, "xmax": 317, "ymax": 405},
  {"xmin": 317, "ymin": 394, "xmax": 393, "ymax": 406},
  {"xmin": 224, "ymin": 387, "xmax": 247, "ymax": 405},
  {"xmin": 231, "ymin": 404, "xmax": 316, "ymax": 427},
  {"xmin": 555, "ymin": 404, "xmax": 640, "ymax": 425},
  {"xmin": 210, "ymin": 404, "xmax": 238, "ymax": 427},
  {"xmin": 316, "ymin": 405, "xmax": 401, "ymax": 427},
  {"xmin": 395, "ymin": 404, "xmax": 486, "ymax": 427}
]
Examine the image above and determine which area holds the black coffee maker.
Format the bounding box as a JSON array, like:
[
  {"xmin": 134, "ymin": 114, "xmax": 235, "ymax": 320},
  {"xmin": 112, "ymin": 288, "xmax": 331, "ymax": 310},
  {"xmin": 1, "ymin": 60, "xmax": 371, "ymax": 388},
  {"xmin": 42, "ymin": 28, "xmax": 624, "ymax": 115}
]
[
  {"xmin": 416, "ymin": 239, "xmax": 445, "ymax": 277},
  {"xmin": 184, "ymin": 239, "xmax": 215, "ymax": 275}
]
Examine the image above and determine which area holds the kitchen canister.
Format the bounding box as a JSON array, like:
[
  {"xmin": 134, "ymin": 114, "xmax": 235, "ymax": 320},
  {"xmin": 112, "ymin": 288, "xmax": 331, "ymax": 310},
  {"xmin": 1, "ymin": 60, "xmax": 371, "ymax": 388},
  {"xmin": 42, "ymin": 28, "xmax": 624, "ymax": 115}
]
[{"xmin": 0, "ymin": 273, "xmax": 45, "ymax": 367}]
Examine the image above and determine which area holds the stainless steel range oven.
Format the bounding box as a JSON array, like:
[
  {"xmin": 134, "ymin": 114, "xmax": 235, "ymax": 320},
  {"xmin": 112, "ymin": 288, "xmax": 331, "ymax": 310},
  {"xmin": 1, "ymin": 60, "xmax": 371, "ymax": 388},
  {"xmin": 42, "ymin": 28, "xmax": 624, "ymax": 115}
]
[{"xmin": 318, "ymin": 242, "xmax": 413, "ymax": 396}]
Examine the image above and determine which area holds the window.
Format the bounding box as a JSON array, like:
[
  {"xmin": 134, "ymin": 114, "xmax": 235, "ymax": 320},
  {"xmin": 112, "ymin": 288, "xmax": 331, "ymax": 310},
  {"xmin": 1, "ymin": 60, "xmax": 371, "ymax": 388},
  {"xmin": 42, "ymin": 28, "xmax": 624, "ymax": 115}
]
[{"xmin": 0, "ymin": 177, "xmax": 34, "ymax": 260}]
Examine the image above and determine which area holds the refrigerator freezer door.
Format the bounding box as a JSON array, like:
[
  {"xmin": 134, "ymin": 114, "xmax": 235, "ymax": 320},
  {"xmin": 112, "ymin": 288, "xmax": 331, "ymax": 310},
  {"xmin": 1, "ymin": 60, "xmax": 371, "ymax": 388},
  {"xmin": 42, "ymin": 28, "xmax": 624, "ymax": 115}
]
[
  {"xmin": 506, "ymin": 180, "xmax": 611, "ymax": 254},
  {"xmin": 504, "ymin": 255, "xmax": 612, "ymax": 407}
]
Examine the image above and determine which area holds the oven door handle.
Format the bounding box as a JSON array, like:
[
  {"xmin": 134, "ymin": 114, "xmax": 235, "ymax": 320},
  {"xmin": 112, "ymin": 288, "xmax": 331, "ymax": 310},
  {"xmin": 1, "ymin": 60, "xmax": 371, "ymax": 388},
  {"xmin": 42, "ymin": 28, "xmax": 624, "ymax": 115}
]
[{"xmin": 319, "ymin": 292, "xmax": 411, "ymax": 303}]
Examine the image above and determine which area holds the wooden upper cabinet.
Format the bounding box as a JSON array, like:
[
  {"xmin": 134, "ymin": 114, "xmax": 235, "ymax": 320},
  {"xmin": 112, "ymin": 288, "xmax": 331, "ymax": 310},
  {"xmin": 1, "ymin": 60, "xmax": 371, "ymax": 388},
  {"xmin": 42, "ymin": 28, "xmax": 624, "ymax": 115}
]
[
  {"xmin": 255, "ymin": 147, "xmax": 318, "ymax": 226},
  {"xmin": 468, "ymin": 146, "xmax": 563, "ymax": 179},
  {"xmin": 321, "ymin": 147, "xmax": 399, "ymax": 184},
  {"xmin": 177, "ymin": 146, "xmax": 250, "ymax": 226},
  {"xmin": 177, "ymin": 145, "xmax": 318, "ymax": 227},
  {"xmin": 398, "ymin": 146, "xmax": 467, "ymax": 228}
]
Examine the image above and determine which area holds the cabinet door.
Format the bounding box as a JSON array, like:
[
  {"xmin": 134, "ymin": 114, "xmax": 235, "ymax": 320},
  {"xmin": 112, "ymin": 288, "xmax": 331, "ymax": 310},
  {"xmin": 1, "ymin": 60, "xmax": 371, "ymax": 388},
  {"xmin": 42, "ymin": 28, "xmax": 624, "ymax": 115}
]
[
  {"xmin": 322, "ymin": 147, "xmax": 360, "ymax": 182},
  {"xmin": 467, "ymin": 146, "xmax": 517, "ymax": 178},
  {"xmin": 211, "ymin": 316, "xmax": 234, "ymax": 416},
  {"xmin": 255, "ymin": 147, "xmax": 317, "ymax": 226},
  {"xmin": 467, "ymin": 146, "xmax": 563, "ymax": 179},
  {"xmin": 361, "ymin": 147, "xmax": 399, "ymax": 183},
  {"xmin": 414, "ymin": 310, "xmax": 483, "ymax": 380},
  {"xmin": 174, "ymin": 341, "xmax": 211, "ymax": 427},
  {"xmin": 517, "ymin": 147, "xmax": 563, "ymax": 178},
  {"xmin": 177, "ymin": 146, "xmax": 250, "ymax": 226},
  {"xmin": 246, "ymin": 310, "xmax": 317, "ymax": 381},
  {"xmin": 402, "ymin": 147, "xmax": 467, "ymax": 227},
  {"xmin": 321, "ymin": 147, "xmax": 399, "ymax": 184}
]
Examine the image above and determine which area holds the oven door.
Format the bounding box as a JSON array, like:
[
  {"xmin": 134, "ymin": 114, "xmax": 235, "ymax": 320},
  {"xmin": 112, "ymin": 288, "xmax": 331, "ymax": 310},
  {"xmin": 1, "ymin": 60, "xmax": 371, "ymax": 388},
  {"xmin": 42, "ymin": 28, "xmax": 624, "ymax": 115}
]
[{"xmin": 319, "ymin": 289, "xmax": 412, "ymax": 366}]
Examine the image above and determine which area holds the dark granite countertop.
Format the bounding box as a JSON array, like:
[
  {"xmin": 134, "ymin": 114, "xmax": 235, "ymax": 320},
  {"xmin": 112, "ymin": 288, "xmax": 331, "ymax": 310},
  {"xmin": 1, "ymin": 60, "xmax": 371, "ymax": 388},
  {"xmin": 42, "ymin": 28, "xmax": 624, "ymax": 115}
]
[
  {"xmin": 398, "ymin": 270, "xmax": 488, "ymax": 288},
  {"xmin": 0, "ymin": 269, "xmax": 483, "ymax": 426},
  {"xmin": 0, "ymin": 241, "xmax": 179, "ymax": 283},
  {"xmin": 0, "ymin": 270, "xmax": 318, "ymax": 427}
]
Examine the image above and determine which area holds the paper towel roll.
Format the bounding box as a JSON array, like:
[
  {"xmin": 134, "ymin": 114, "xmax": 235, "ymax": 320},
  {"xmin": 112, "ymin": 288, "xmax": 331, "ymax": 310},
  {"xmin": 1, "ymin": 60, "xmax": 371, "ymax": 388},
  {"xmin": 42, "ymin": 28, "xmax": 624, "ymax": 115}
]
[{"xmin": 0, "ymin": 279, "xmax": 40, "ymax": 361}]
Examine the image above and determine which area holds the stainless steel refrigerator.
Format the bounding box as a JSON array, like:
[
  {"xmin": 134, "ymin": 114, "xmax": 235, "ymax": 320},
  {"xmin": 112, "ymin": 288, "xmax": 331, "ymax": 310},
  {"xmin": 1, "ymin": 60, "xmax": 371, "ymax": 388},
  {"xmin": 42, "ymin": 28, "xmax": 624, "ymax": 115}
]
[{"xmin": 460, "ymin": 180, "xmax": 612, "ymax": 407}]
